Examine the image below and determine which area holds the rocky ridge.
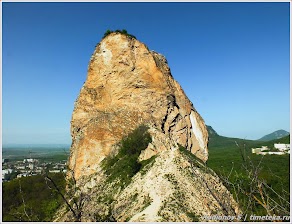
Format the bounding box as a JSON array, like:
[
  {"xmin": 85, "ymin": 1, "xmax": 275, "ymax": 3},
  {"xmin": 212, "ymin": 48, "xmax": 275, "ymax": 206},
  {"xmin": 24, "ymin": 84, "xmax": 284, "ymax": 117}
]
[
  {"xmin": 57, "ymin": 32, "xmax": 241, "ymax": 221},
  {"xmin": 57, "ymin": 146, "xmax": 240, "ymax": 222}
]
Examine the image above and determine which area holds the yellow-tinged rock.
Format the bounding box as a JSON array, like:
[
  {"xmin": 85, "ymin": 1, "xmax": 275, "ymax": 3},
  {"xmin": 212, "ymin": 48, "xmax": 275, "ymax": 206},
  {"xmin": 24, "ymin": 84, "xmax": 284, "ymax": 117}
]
[{"xmin": 69, "ymin": 33, "xmax": 208, "ymax": 180}]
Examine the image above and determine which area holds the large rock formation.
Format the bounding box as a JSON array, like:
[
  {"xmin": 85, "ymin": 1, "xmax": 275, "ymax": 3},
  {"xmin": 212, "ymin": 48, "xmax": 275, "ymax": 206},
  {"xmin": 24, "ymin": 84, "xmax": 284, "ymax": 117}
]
[
  {"xmin": 69, "ymin": 32, "xmax": 208, "ymax": 180},
  {"xmin": 58, "ymin": 32, "xmax": 241, "ymax": 222}
]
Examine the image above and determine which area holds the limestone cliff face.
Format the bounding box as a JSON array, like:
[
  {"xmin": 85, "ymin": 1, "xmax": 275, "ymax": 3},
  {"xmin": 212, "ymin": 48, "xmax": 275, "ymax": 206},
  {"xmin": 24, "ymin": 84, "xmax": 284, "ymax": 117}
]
[
  {"xmin": 55, "ymin": 33, "xmax": 241, "ymax": 222},
  {"xmin": 69, "ymin": 33, "xmax": 208, "ymax": 180}
]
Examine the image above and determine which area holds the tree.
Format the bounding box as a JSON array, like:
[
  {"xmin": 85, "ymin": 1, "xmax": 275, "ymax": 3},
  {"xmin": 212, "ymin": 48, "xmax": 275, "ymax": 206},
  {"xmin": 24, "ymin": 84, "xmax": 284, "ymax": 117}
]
[{"xmin": 44, "ymin": 169, "xmax": 89, "ymax": 222}]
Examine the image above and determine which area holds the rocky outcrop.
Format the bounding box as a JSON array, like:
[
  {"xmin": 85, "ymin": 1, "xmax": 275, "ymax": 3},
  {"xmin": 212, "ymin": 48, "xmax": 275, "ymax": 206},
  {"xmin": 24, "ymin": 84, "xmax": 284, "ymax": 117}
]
[
  {"xmin": 69, "ymin": 32, "xmax": 208, "ymax": 180},
  {"xmin": 58, "ymin": 32, "xmax": 241, "ymax": 222},
  {"xmin": 56, "ymin": 147, "xmax": 240, "ymax": 222}
]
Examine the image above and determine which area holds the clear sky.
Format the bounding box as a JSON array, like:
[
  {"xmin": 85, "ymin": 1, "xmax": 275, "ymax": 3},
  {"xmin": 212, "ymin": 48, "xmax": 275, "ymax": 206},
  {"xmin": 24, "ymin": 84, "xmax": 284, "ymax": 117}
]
[{"xmin": 2, "ymin": 2, "xmax": 290, "ymax": 145}]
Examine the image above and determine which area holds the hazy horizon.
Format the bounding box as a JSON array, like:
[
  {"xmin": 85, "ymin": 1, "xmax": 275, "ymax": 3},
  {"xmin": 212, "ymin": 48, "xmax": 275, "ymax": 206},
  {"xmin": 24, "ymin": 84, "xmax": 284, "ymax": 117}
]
[
  {"xmin": 2, "ymin": 143, "xmax": 71, "ymax": 148},
  {"xmin": 2, "ymin": 127, "xmax": 290, "ymax": 147}
]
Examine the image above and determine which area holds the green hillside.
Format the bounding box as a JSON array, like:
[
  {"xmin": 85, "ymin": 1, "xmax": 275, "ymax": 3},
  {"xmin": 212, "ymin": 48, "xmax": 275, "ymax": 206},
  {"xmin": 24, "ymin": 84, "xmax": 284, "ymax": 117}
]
[
  {"xmin": 207, "ymin": 132, "xmax": 290, "ymax": 219},
  {"xmin": 2, "ymin": 173, "xmax": 66, "ymax": 221},
  {"xmin": 260, "ymin": 134, "xmax": 290, "ymax": 148}
]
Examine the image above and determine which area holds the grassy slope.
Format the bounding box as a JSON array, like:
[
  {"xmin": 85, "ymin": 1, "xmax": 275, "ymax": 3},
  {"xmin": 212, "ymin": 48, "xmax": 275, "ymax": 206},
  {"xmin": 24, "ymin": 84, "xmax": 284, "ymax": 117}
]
[
  {"xmin": 207, "ymin": 134, "xmax": 290, "ymax": 216},
  {"xmin": 207, "ymin": 134, "xmax": 290, "ymax": 175}
]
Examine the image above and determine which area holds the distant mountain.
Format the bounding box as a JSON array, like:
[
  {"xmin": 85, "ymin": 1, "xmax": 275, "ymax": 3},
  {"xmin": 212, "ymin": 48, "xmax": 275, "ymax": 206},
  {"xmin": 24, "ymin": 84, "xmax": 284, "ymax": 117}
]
[
  {"xmin": 206, "ymin": 126, "xmax": 289, "ymax": 151},
  {"xmin": 258, "ymin": 130, "xmax": 290, "ymax": 141},
  {"xmin": 206, "ymin": 125, "xmax": 219, "ymax": 137}
]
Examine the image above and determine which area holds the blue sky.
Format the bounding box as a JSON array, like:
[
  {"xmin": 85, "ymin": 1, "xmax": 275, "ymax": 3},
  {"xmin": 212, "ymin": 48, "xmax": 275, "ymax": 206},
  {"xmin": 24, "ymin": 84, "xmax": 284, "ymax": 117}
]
[{"xmin": 2, "ymin": 2, "xmax": 290, "ymax": 145}]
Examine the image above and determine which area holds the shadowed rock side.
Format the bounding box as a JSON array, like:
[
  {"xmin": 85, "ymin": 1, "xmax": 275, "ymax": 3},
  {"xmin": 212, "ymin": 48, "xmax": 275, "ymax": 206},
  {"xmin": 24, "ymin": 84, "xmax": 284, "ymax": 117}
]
[
  {"xmin": 57, "ymin": 33, "xmax": 241, "ymax": 222},
  {"xmin": 69, "ymin": 33, "xmax": 209, "ymax": 180}
]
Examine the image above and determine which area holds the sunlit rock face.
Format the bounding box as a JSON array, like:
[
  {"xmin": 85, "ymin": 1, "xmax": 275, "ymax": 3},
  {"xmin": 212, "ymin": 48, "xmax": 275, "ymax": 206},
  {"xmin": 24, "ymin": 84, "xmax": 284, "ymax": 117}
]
[
  {"xmin": 55, "ymin": 33, "xmax": 242, "ymax": 222},
  {"xmin": 68, "ymin": 32, "xmax": 208, "ymax": 180}
]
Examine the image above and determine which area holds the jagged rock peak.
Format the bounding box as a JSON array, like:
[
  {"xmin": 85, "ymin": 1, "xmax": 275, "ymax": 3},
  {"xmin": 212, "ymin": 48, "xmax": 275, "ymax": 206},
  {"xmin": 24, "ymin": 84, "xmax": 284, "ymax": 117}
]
[{"xmin": 69, "ymin": 32, "xmax": 209, "ymax": 180}]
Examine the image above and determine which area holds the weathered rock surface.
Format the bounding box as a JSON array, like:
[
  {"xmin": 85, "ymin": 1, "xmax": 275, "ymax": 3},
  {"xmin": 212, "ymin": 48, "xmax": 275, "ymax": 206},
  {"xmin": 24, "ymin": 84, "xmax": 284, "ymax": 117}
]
[
  {"xmin": 57, "ymin": 32, "xmax": 241, "ymax": 222},
  {"xmin": 56, "ymin": 148, "xmax": 240, "ymax": 222},
  {"xmin": 69, "ymin": 32, "xmax": 208, "ymax": 180}
]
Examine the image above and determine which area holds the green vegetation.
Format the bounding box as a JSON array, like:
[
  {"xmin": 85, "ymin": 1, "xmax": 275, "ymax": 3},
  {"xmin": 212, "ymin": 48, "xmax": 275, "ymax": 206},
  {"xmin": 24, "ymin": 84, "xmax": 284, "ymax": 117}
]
[
  {"xmin": 103, "ymin": 29, "xmax": 136, "ymax": 39},
  {"xmin": 207, "ymin": 134, "xmax": 290, "ymax": 220},
  {"xmin": 260, "ymin": 134, "xmax": 290, "ymax": 149},
  {"xmin": 139, "ymin": 155, "xmax": 157, "ymax": 175},
  {"xmin": 186, "ymin": 212, "xmax": 200, "ymax": 222},
  {"xmin": 2, "ymin": 147, "xmax": 69, "ymax": 162},
  {"xmin": 38, "ymin": 153, "xmax": 68, "ymax": 163},
  {"xmin": 178, "ymin": 144, "xmax": 206, "ymax": 169},
  {"xmin": 95, "ymin": 125, "xmax": 153, "ymax": 221},
  {"xmin": 101, "ymin": 124, "xmax": 152, "ymax": 188},
  {"xmin": 2, "ymin": 173, "xmax": 66, "ymax": 221},
  {"xmin": 3, "ymin": 170, "xmax": 21, "ymax": 181},
  {"xmin": 3, "ymin": 126, "xmax": 289, "ymax": 221}
]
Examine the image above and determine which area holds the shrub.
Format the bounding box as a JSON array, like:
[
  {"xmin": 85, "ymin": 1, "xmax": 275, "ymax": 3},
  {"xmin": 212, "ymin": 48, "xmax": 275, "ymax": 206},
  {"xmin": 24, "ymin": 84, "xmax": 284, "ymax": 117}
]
[
  {"xmin": 119, "ymin": 125, "xmax": 151, "ymax": 156},
  {"xmin": 102, "ymin": 29, "xmax": 136, "ymax": 39},
  {"xmin": 102, "ymin": 125, "xmax": 152, "ymax": 188},
  {"xmin": 103, "ymin": 29, "xmax": 112, "ymax": 39}
]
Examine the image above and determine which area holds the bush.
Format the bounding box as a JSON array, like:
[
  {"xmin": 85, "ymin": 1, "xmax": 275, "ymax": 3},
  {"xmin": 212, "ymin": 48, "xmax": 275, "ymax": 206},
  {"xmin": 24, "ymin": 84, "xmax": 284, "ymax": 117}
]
[
  {"xmin": 102, "ymin": 29, "xmax": 136, "ymax": 39},
  {"xmin": 119, "ymin": 125, "xmax": 151, "ymax": 156},
  {"xmin": 102, "ymin": 125, "xmax": 152, "ymax": 188},
  {"xmin": 103, "ymin": 29, "xmax": 112, "ymax": 39}
]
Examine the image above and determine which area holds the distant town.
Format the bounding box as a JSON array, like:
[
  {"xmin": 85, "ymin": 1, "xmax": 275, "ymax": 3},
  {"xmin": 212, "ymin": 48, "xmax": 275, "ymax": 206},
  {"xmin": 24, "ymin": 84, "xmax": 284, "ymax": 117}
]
[
  {"xmin": 252, "ymin": 143, "xmax": 290, "ymax": 155},
  {"xmin": 2, "ymin": 142, "xmax": 289, "ymax": 181},
  {"xmin": 2, "ymin": 157, "xmax": 67, "ymax": 182}
]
